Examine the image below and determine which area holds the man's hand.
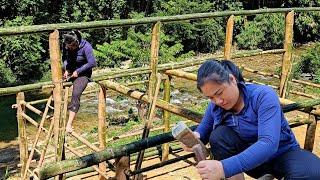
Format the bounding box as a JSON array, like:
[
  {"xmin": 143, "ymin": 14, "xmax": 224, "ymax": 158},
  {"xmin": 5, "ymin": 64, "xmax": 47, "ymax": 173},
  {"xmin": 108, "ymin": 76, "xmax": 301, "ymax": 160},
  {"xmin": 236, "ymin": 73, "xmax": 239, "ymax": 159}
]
[
  {"xmin": 63, "ymin": 70, "xmax": 69, "ymax": 79},
  {"xmin": 71, "ymin": 71, "xmax": 78, "ymax": 78},
  {"xmin": 181, "ymin": 131, "xmax": 201, "ymax": 152},
  {"xmin": 196, "ymin": 160, "xmax": 225, "ymax": 180}
]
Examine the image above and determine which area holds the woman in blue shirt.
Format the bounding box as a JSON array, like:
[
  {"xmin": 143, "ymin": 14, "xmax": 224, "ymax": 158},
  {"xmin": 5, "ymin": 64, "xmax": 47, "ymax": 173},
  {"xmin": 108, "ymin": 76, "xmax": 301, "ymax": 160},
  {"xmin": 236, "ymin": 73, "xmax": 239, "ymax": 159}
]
[
  {"xmin": 62, "ymin": 31, "xmax": 96, "ymax": 133},
  {"xmin": 192, "ymin": 59, "xmax": 320, "ymax": 180}
]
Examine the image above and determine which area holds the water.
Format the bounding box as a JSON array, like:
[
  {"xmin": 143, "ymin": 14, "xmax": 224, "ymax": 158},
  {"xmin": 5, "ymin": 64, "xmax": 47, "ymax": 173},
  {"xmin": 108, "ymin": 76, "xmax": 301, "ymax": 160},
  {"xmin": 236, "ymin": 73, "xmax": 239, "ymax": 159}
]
[{"xmin": 0, "ymin": 95, "xmax": 18, "ymax": 142}]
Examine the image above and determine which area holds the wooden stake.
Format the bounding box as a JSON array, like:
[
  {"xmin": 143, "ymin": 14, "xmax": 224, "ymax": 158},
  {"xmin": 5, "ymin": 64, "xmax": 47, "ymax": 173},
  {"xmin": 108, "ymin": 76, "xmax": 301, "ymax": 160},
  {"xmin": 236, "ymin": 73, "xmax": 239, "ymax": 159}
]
[
  {"xmin": 304, "ymin": 114, "xmax": 317, "ymax": 151},
  {"xmin": 279, "ymin": 11, "xmax": 294, "ymax": 98},
  {"xmin": 115, "ymin": 156, "xmax": 130, "ymax": 180},
  {"xmin": 162, "ymin": 76, "xmax": 171, "ymax": 161},
  {"xmin": 224, "ymin": 15, "xmax": 234, "ymax": 60},
  {"xmin": 98, "ymin": 85, "xmax": 107, "ymax": 180},
  {"xmin": 17, "ymin": 92, "xmax": 28, "ymax": 177}
]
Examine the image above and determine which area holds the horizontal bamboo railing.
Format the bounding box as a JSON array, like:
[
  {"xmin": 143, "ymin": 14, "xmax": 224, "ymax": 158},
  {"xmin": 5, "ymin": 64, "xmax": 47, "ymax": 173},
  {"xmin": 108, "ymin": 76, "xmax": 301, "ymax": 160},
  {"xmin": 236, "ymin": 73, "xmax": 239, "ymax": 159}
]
[{"xmin": 1, "ymin": 8, "xmax": 320, "ymax": 36}]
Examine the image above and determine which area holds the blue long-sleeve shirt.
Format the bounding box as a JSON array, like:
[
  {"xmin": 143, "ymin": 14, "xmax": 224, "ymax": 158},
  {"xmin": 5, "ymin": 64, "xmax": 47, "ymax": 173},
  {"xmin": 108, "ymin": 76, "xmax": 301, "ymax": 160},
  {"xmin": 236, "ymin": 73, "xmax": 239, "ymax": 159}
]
[
  {"xmin": 63, "ymin": 39, "xmax": 96, "ymax": 78},
  {"xmin": 195, "ymin": 82, "xmax": 299, "ymax": 178}
]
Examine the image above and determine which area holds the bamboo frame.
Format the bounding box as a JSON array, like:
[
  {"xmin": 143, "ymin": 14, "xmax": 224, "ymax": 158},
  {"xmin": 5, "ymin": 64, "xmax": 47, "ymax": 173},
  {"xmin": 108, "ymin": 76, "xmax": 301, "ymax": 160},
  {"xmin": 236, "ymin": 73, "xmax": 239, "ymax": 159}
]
[
  {"xmin": 17, "ymin": 92, "xmax": 28, "ymax": 177},
  {"xmin": 37, "ymin": 117, "xmax": 55, "ymax": 168},
  {"xmin": 224, "ymin": 15, "xmax": 234, "ymax": 59},
  {"xmin": 279, "ymin": 11, "xmax": 294, "ymax": 98},
  {"xmin": 23, "ymin": 96, "xmax": 53, "ymax": 179}
]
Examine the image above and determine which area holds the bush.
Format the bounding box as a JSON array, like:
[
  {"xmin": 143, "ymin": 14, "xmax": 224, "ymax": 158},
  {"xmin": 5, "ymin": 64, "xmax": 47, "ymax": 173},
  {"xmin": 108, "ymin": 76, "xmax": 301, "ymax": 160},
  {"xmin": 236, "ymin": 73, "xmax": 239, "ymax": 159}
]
[
  {"xmin": 94, "ymin": 28, "xmax": 194, "ymax": 68},
  {"xmin": 293, "ymin": 43, "xmax": 320, "ymax": 83},
  {"xmin": 236, "ymin": 13, "xmax": 284, "ymax": 50}
]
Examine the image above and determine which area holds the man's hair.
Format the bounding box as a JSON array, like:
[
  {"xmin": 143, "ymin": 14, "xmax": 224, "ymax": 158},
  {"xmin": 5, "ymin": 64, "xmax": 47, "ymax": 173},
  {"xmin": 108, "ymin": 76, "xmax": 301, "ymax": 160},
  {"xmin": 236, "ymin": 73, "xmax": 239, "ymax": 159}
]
[{"xmin": 197, "ymin": 59, "xmax": 244, "ymax": 92}]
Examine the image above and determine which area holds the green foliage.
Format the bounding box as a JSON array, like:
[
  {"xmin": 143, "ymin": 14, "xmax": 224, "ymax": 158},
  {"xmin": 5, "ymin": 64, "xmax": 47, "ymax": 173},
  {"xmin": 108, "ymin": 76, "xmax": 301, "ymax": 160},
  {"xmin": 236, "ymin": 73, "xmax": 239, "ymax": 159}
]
[
  {"xmin": 94, "ymin": 28, "xmax": 194, "ymax": 68},
  {"xmin": 293, "ymin": 43, "xmax": 320, "ymax": 83},
  {"xmin": 236, "ymin": 13, "xmax": 284, "ymax": 50},
  {"xmin": 0, "ymin": 16, "xmax": 48, "ymax": 86}
]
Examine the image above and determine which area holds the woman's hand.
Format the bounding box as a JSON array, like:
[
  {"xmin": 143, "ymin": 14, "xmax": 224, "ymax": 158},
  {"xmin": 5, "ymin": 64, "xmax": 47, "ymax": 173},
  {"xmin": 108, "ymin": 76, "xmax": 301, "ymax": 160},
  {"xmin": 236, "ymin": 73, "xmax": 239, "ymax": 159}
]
[
  {"xmin": 181, "ymin": 131, "xmax": 201, "ymax": 152},
  {"xmin": 71, "ymin": 71, "xmax": 78, "ymax": 78},
  {"xmin": 196, "ymin": 160, "xmax": 225, "ymax": 180},
  {"xmin": 63, "ymin": 70, "xmax": 69, "ymax": 79}
]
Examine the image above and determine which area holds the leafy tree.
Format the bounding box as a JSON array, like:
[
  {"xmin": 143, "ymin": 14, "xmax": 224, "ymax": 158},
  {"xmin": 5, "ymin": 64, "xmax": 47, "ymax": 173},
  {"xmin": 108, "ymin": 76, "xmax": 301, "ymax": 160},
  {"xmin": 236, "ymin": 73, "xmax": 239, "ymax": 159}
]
[{"xmin": 0, "ymin": 16, "xmax": 47, "ymax": 86}]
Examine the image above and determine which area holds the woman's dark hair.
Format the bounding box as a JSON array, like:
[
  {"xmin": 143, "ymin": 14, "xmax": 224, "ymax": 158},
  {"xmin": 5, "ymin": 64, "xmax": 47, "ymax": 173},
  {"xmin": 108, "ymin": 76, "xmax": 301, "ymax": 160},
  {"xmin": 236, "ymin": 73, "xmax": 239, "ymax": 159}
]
[
  {"xmin": 197, "ymin": 59, "xmax": 244, "ymax": 91},
  {"xmin": 62, "ymin": 30, "xmax": 82, "ymax": 44}
]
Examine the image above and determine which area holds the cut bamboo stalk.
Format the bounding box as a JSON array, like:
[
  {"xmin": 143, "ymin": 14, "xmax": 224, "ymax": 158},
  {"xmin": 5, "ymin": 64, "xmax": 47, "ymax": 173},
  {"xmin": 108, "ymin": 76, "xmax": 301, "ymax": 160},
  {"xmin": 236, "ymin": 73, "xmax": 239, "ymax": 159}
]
[
  {"xmin": 65, "ymin": 144, "xmax": 109, "ymax": 179},
  {"xmin": 17, "ymin": 92, "xmax": 28, "ymax": 177},
  {"xmin": 148, "ymin": 21, "xmax": 161, "ymax": 100},
  {"xmin": 162, "ymin": 76, "xmax": 171, "ymax": 161},
  {"xmin": 99, "ymin": 80, "xmax": 203, "ymax": 122},
  {"xmin": 224, "ymin": 15, "xmax": 234, "ymax": 60},
  {"xmin": 23, "ymin": 96, "xmax": 53, "ymax": 179},
  {"xmin": 37, "ymin": 117, "xmax": 55, "ymax": 168},
  {"xmin": 21, "ymin": 113, "xmax": 40, "ymax": 127},
  {"xmin": 279, "ymin": 11, "xmax": 294, "ymax": 98},
  {"xmin": 292, "ymin": 79, "xmax": 320, "ymax": 88},
  {"xmin": 98, "ymin": 85, "xmax": 107, "ymax": 180},
  {"xmin": 134, "ymin": 74, "xmax": 162, "ymax": 179},
  {"xmin": 304, "ymin": 114, "xmax": 317, "ymax": 151},
  {"xmin": 290, "ymin": 91, "xmax": 318, "ymax": 99}
]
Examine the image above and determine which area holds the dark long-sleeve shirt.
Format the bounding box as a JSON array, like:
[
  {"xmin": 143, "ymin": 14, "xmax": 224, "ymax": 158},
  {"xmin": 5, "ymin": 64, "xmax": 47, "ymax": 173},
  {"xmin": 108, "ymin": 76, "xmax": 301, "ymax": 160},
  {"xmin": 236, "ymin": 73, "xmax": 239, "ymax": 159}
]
[
  {"xmin": 63, "ymin": 39, "xmax": 96, "ymax": 78},
  {"xmin": 195, "ymin": 82, "xmax": 299, "ymax": 178}
]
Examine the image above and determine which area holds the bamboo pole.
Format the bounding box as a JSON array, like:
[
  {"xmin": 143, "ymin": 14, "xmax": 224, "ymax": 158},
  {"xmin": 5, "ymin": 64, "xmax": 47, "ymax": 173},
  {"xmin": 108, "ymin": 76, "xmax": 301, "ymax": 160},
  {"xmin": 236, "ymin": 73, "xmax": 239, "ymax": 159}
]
[
  {"xmin": 49, "ymin": 30, "xmax": 65, "ymax": 180},
  {"xmin": 292, "ymin": 79, "xmax": 320, "ymax": 88},
  {"xmin": 134, "ymin": 74, "xmax": 162, "ymax": 180},
  {"xmin": 98, "ymin": 85, "xmax": 107, "ymax": 180},
  {"xmin": 148, "ymin": 22, "xmax": 161, "ymax": 100},
  {"xmin": 1, "ymin": 7, "xmax": 320, "ymax": 36},
  {"xmin": 70, "ymin": 131, "xmax": 100, "ymax": 152},
  {"xmin": 279, "ymin": 11, "xmax": 294, "ymax": 98},
  {"xmin": 162, "ymin": 76, "xmax": 171, "ymax": 161},
  {"xmin": 224, "ymin": 15, "xmax": 234, "ymax": 60},
  {"xmin": 99, "ymin": 80, "xmax": 203, "ymax": 122},
  {"xmin": 115, "ymin": 156, "xmax": 130, "ymax": 180},
  {"xmin": 36, "ymin": 126, "xmax": 197, "ymax": 179},
  {"xmin": 17, "ymin": 92, "xmax": 28, "ymax": 177},
  {"xmin": 21, "ymin": 112, "xmax": 40, "ymax": 127},
  {"xmin": 23, "ymin": 96, "xmax": 53, "ymax": 179},
  {"xmin": 241, "ymin": 66, "xmax": 280, "ymax": 78},
  {"xmin": 65, "ymin": 145, "xmax": 109, "ymax": 179},
  {"xmin": 304, "ymin": 114, "xmax": 317, "ymax": 151}
]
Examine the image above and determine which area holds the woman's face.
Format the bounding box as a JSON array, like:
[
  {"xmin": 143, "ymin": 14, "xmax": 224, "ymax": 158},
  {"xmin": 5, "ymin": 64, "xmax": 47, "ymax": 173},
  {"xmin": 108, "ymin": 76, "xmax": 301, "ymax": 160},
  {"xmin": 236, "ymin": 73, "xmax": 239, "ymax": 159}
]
[
  {"xmin": 200, "ymin": 74, "xmax": 240, "ymax": 111},
  {"xmin": 66, "ymin": 41, "xmax": 79, "ymax": 51}
]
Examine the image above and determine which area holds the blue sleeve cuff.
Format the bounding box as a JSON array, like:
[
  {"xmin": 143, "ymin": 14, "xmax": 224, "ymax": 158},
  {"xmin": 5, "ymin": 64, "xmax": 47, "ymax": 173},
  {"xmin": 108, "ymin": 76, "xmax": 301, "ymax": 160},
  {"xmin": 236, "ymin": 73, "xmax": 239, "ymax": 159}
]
[{"xmin": 221, "ymin": 156, "xmax": 242, "ymax": 178}]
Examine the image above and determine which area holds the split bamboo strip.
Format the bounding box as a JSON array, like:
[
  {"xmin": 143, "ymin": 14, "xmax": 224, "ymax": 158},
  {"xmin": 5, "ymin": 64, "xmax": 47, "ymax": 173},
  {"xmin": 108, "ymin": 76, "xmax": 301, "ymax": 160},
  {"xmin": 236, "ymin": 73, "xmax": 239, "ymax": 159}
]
[
  {"xmin": 279, "ymin": 11, "xmax": 294, "ymax": 98},
  {"xmin": 148, "ymin": 22, "xmax": 161, "ymax": 100},
  {"xmin": 1, "ymin": 8, "xmax": 320, "ymax": 36},
  {"xmin": 17, "ymin": 92, "xmax": 28, "ymax": 177},
  {"xmin": 162, "ymin": 76, "xmax": 171, "ymax": 161},
  {"xmin": 304, "ymin": 114, "xmax": 317, "ymax": 151},
  {"xmin": 36, "ymin": 127, "xmax": 197, "ymax": 179},
  {"xmin": 65, "ymin": 145, "xmax": 109, "ymax": 179},
  {"xmin": 99, "ymin": 80, "xmax": 203, "ymax": 122},
  {"xmin": 23, "ymin": 96, "xmax": 53, "ymax": 179},
  {"xmin": 224, "ymin": 15, "xmax": 234, "ymax": 60},
  {"xmin": 37, "ymin": 118, "xmax": 55, "ymax": 168},
  {"xmin": 241, "ymin": 66, "xmax": 280, "ymax": 78},
  {"xmin": 292, "ymin": 79, "xmax": 320, "ymax": 88},
  {"xmin": 98, "ymin": 85, "xmax": 107, "ymax": 180},
  {"xmin": 134, "ymin": 74, "xmax": 162, "ymax": 179},
  {"xmin": 0, "ymin": 49, "xmax": 285, "ymax": 96}
]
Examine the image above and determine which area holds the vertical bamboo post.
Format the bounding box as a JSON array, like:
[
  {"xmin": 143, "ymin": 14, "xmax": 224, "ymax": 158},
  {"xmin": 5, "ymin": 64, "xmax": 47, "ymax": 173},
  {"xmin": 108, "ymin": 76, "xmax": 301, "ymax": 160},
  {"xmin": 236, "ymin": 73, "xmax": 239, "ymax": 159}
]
[
  {"xmin": 115, "ymin": 156, "xmax": 130, "ymax": 180},
  {"xmin": 147, "ymin": 21, "xmax": 161, "ymax": 100},
  {"xmin": 304, "ymin": 114, "xmax": 317, "ymax": 151},
  {"xmin": 49, "ymin": 30, "xmax": 65, "ymax": 180},
  {"xmin": 162, "ymin": 75, "xmax": 171, "ymax": 161},
  {"xmin": 98, "ymin": 85, "xmax": 107, "ymax": 180},
  {"xmin": 17, "ymin": 92, "xmax": 28, "ymax": 177},
  {"xmin": 279, "ymin": 11, "xmax": 294, "ymax": 98},
  {"xmin": 224, "ymin": 15, "xmax": 234, "ymax": 60}
]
